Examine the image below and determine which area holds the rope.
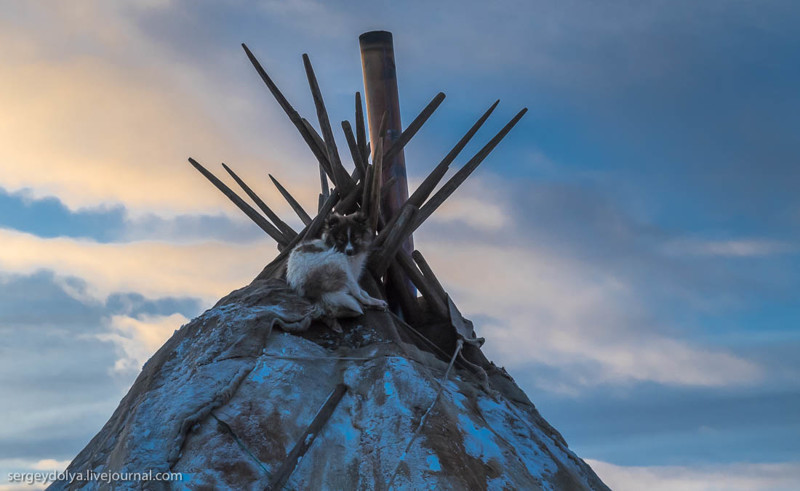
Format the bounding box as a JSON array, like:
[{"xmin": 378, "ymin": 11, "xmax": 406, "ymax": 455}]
[
  {"xmin": 390, "ymin": 313, "xmax": 490, "ymax": 389},
  {"xmin": 261, "ymin": 354, "xmax": 380, "ymax": 361},
  {"xmin": 457, "ymin": 350, "xmax": 490, "ymax": 390},
  {"xmin": 386, "ymin": 339, "xmax": 463, "ymax": 490}
]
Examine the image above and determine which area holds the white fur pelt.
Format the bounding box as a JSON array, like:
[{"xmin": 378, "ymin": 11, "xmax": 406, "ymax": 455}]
[{"xmin": 287, "ymin": 239, "xmax": 386, "ymax": 319}]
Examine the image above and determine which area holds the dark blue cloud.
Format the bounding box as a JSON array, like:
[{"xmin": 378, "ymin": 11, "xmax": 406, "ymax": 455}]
[
  {"xmin": 526, "ymin": 377, "xmax": 800, "ymax": 467},
  {"xmin": 105, "ymin": 292, "xmax": 201, "ymax": 320},
  {"xmin": 0, "ymin": 188, "xmax": 125, "ymax": 241},
  {"xmin": 120, "ymin": 212, "xmax": 267, "ymax": 243},
  {"xmin": 0, "ymin": 271, "xmax": 204, "ymax": 461},
  {"xmin": 0, "ymin": 273, "xmax": 121, "ymax": 460},
  {"xmin": 0, "ymin": 187, "xmax": 267, "ymax": 243},
  {"xmin": 0, "ymin": 272, "xmax": 99, "ymax": 329}
]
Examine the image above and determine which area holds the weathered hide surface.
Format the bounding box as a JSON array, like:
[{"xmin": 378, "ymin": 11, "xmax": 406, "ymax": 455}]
[{"xmin": 49, "ymin": 279, "xmax": 609, "ymax": 491}]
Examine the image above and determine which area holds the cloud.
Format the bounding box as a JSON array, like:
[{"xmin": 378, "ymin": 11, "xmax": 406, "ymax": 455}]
[
  {"xmin": 422, "ymin": 179, "xmax": 509, "ymax": 231},
  {"xmin": 0, "ymin": 162, "xmax": 771, "ymax": 395},
  {"xmin": 0, "ymin": 276, "xmax": 124, "ymax": 465},
  {"xmin": 404, "ymin": 173, "xmax": 773, "ymax": 391},
  {"xmin": 29, "ymin": 459, "xmax": 71, "ymax": 472},
  {"xmin": 420, "ymin": 236, "xmax": 763, "ymax": 391},
  {"xmin": 0, "ymin": 270, "xmax": 203, "ymax": 477},
  {"xmin": 587, "ymin": 459, "xmax": 800, "ymax": 491},
  {"xmin": 0, "ymin": 49, "xmax": 245, "ymax": 214},
  {"xmin": 0, "ymin": 228, "xmax": 270, "ymax": 303},
  {"xmin": 99, "ymin": 313, "xmax": 189, "ymax": 374},
  {"xmin": 3, "ymin": 182, "xmax": 761, "ymax": 391},
  {"xmin": 0, "ymin": 187, "xmax": 282, "ymax": 244},
  {"xmin": 0, "ymin": 187, "xmax": 126, "ymax": 242},
  {"xmin": 118, "ymin": 212, "xmax": 273, "ymax": 243},
  {"xmin": 258, "ymin": 0, "xmax": 354, "ymax": 39},
  {"xmin": 0, "ymin": 485, "xmax": 46, "ymax": 491},
  {"xmin": 0, "ymin": 2, "xmax": 323, "ymax": 217},
  {"xmin": 0, "ymin": 458, "xmax": 70, "ymax": 491},
  {"xmin": 0, "ymin": 458, "xmax": 70, "ymax": 473},
  {"xmin": 663, "ymin": 239, "xmax": 797, "ymax": 258}
]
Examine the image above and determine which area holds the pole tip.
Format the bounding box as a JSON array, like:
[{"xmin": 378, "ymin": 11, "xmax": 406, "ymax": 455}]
[{"xmin": 359, "ymin": 30, "xmax": 393, "ymax": 46}]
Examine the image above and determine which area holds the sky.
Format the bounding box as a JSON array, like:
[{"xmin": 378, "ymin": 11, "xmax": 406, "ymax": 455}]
[{"xmin": 0, "ymin": 0, "xmax": 798, "ymax": 489}]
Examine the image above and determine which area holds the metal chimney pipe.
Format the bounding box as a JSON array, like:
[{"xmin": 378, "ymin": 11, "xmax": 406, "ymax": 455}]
[{"xmin": 359, "ymin": 30, "xmax": 416, "ymax": 314}]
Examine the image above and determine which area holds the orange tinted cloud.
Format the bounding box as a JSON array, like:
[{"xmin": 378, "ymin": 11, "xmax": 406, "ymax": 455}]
[
  {"xmin": 0, "ymin": 228, "xmax": 270, "ymax": 303},
  {"xmin": 0, "ymin": 2, "xmax": 320, "ymax": 216}
]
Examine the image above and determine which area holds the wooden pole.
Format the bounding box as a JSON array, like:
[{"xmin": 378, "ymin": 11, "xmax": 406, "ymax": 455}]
[
  {"xmin": 266, "ymin": 383, "xmax": 348, "ymax": 491},
  {"xmin": 300, "ymin": 118, "xmax": 332, "ymax": 206},
  {"xmin": 372, "ymin": 100, "xmax": 501, "ymax": 247},
  {"xmin": 368, "ymin": 113, "xmax": 387, "ymax": 232},
  {"xmin": 413, "ymin": 108, "xmax": 528, "ymax": 231},
  {"xmin": 395, "ymin": 250, "xmax": 448, "ymax": 317},
  {"xmin": 370, "ymin": 205, "xmax": 418, "ymax": 276},
  {"xmin": 412, "ymin": 250, "xmax": 448, "ymax": 302},
  {"xmin": 241, "ymin": 44, "xmax": 333, "ymax": 180},
  {"xmin": 382, "ymin": 92, "xmax": 445, "ymax": 167},
  {"xmin": 360, "ymin": 30, "xmax": 415, "ymax": 313},
  {"xmin": 408, "ymin": 100, "xmax": 499, "ymax": 207},
  {"xmin": 303, "ymin": 54, "xmax": 355, "ymax": 195},
  {"xmin": 355, "ymin": 92, "xmax": 369, "ymax": 172},
  {"xmin": 188, "ymin": 158, "xmax": 287, "ymax": 247},
  {"xmin": 255, "ymin": 190, "xmax": 340, "ymax": 280},
  {"xmin": 341, "ymin": 120, "xmax": 366, "ymax": 178},
  {"xmin": 268, "ymin": 174, "xmax": 313, "ymax": 226},
  {"xmin": 221, "ymin": 163, "xmax": 297, "ymax": 239}
]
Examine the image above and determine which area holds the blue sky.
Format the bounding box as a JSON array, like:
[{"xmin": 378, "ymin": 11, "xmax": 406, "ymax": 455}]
[{"xmin": 0, "ymin": 1, "xmax": 798, "ymax": 489}]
